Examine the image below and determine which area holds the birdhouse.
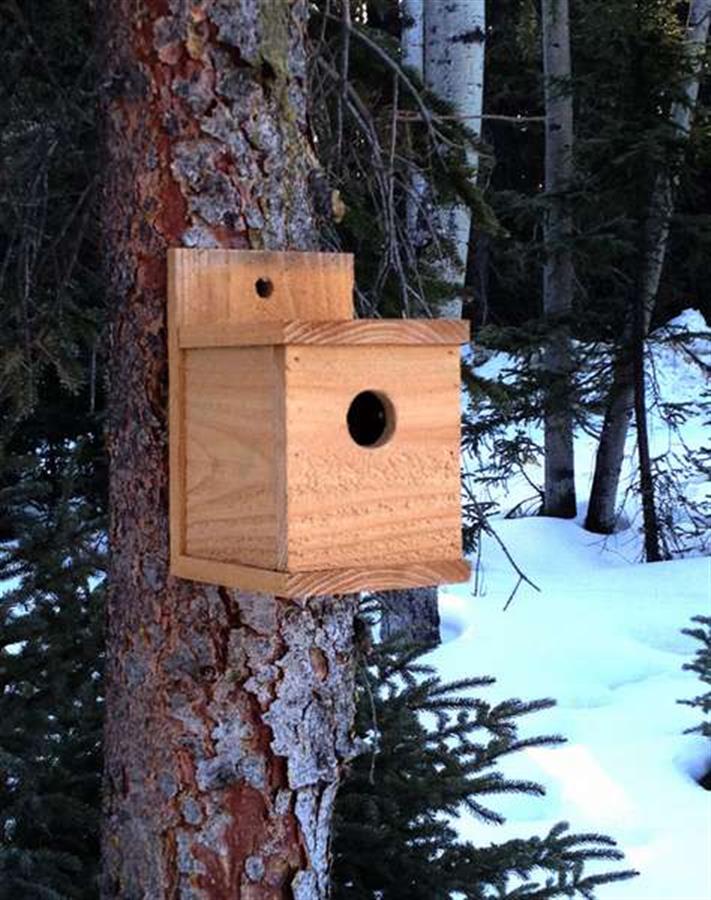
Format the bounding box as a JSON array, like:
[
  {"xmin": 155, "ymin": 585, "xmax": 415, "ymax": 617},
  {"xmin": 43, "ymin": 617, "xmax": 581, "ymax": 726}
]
[{"xmin": 168, "ymin": 249, "xmax": 470, "ymax": 598}]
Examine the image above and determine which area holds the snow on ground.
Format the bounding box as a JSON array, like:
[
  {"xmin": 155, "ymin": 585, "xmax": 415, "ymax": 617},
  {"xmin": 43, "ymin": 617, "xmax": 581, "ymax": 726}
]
[
  {"xmin": 435, "ymin": 521, "xmax": 710, "ymax": 899},
  {"xmin": 436, "ymin": 310, "xmax": 711, "ymax": 898}
]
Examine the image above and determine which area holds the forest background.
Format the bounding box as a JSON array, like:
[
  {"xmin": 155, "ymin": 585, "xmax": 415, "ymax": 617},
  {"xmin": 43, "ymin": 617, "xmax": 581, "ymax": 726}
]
[{"xmin": 0, "ymin": 1, "xmax": 709, "ymax": 898}]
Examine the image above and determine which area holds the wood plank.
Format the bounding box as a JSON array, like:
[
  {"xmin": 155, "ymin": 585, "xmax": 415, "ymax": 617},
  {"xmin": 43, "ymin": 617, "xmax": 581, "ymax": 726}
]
[
  {"xmin": 171, "ymin": 554, "xmax": 470, "ymax": 599},
  {"xmin": 169, "ymin": 249, "xmax": 354, "ymax": 327},
  {"xmin": 183, "ymin": 347, "xmax": 282, "ymax": 569},
  {"xmin": 168, "ymin": 249, "xmax": 468, "ymax": 598},
  {"xmin": 172, "ymin": 554, "xmax": 289, "ymax": 596},
  {"xmin": 284, "ymin": 345, "xmax": 464, "ymax": 571},
  {"xmin": 179, "ymin": 318, "xmax": 470, "ymax": 348},
  {"xmin": 285, "ymin": 558, "xmax": 470, "ymax": 598}
]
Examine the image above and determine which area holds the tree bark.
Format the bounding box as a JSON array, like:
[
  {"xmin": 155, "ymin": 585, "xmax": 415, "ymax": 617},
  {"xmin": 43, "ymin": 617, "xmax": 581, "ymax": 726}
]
[
  {"xmin": 541, "ymin": 0, "xmax": 576, "ymax": 519},
  {"xmin": 585, "ymin": 0, "xmax": 711, "ymax": 535},
  {"xmin": 424, "ymin": 0, "xmax": 485, "ymax": 318},
  {"xmin": 377, "ymin": 586, "xmax": 441, "ymax": 650},
  {"xmin": 100, "ymin": 3, "xmax": 358, "ymax": 898},
  {"xmin": 400, "ymin": 0, "xmax": 426, "ymax": 247},
  {"xmin": 379, "ymin": 0, "xmax": 484, "ymax": 649},
  {"xmin": 632, "ymin": 276, "xmax": 662, "ymax": 562}
]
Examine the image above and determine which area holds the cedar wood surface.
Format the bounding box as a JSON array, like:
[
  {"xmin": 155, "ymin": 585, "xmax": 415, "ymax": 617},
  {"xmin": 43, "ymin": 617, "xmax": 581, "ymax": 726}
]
[{"xmin": 169, "ymin": 248, "xmax": 470, "ymax": 597}]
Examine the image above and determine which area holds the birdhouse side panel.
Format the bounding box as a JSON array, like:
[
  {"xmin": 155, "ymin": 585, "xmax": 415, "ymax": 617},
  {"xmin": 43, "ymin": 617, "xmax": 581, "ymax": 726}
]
[
  {"xmin": 183, "ymin": 346, "xmax": 284, "ymax": 570},
  {"xmin": 283, "ymin": 344, "xmax": 463, "ymax": 572}
]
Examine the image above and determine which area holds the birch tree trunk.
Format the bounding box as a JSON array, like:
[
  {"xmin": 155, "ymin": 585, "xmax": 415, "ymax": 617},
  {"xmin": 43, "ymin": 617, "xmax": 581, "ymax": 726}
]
[
  {"xmin": 378, "ymin": 0, "xmax": 484, "ymax": 649},
  {"xmin": 424, "ymin": 0, "xmax": 485, "ymax": 317},
  {"xmin": 401, "ymin": 0, "xmax": 426, "ymax": 246},
  {"xmin": 585, "ymin": 0, "xmax": 711, "ymax": 535},
  {"xmin": 541, "ymin": 0, "xmax": 577, "ymax": 518},
  {"xmin": 100, "ymin": 2, "xmax": 358, "ymax": 898}
]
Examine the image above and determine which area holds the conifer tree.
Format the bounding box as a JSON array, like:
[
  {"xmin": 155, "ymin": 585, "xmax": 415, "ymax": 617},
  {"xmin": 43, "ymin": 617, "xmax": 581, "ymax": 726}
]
[
  {"xmin": 332, "ymin": 643, "xmax": 638, "ymax": 900},
  {"xmin": 0, "ymin": 2, "xmax": 105, "ymax": 894},
  {"xmin": 461, "ymin": 0, "xmax": 711, "ymax": 541},
  {"xmin": 1, "ymin": 3, "xmax": 704, "ymax": 898},
  {"xmin": 680, "ymin": 615, "xmax": 711, "ymax": 741},
  {"xmin": 0, "ymin": 442, "xmax": 104, "ymax": 899}
]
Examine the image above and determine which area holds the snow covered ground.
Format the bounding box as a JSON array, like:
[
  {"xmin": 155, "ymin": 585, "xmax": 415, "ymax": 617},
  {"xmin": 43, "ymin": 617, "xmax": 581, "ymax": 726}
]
[{"xmin": 437, "ymin": 310, "xmax": 711, "ymax": 898}]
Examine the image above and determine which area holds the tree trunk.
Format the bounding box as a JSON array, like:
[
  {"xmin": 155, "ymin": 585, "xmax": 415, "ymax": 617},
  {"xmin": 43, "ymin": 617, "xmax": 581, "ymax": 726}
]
[
  {"xmin": 377, "ymin": 586, "xmax": 441, "ymax": 650},
  {"xmin": 585, "ymin": 0, "xmax": 711, "ymax": 535},
  {"xmin": 541, "ymin": 0, "xmax": 576, "ymax": 519},
  {"xmin": 380, "ymin": 0, "xmax": 485, "ymax": 649},
  {"xmin": 400, "ymin": 0, "xmax": 426, "ymax": 247},
  {"xmin": 99, "ymin": 3, "xmax": 358, "ymax": 898},
  {"xmin": 424, "ymin": 0, "xmax": 485, "ymax": 318},
  {"xmin": 633, "ymin": 276, "xmax": 662, "ymax": 562}
]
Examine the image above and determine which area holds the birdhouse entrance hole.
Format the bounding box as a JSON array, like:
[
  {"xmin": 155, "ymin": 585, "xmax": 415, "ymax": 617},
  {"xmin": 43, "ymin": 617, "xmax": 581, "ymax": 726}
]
[
  {"xmin": 255, "ymin": 277, "xmax": 274, "ymax": 298},
  {"xmin": 347, "ymin": 390, "xmax": 394, "ymax": 447}
]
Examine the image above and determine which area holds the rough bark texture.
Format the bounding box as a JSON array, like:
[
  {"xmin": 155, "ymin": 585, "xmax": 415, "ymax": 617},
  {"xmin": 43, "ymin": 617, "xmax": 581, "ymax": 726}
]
[
  {"xmin": 100, "ymin": 2, "xmax": 358, "ymax": 898},
  {"xmin": 541, "ymin": 0, "xmax": 576, "ymax": 519},
  {"xmin": 423, "ymin": 0, "xmax": 485, "ymax": 318},
  {"xmin": 377, "ymin": 586, "xmax": 440, "ymax": 650},
  {"xmin": 585, "ymin": 0, "xmax": 711, "ymax": 535}
]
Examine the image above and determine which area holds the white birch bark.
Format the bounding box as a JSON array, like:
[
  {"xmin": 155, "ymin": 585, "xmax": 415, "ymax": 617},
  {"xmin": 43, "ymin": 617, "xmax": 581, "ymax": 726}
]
[
  {"xmin": 542, "ymin": 0, "xmax": 577, "ymax": 517},
  {"xmin": 401, "ymin": 0, "xmax": 424, "ymax": 72},
  {"xmin": 401, "ymin": 0, "xmax": 426, "ymax": 244},
  {"xmin": 424, "ymin": 0, "xmax": 486, "ymax": 317},
  {"xmin": 384, "ymin": 1, "xmax": 484, "ymax": 647},
  {"xmin": 585, "ymin": 0, "xmax": 711, "ymax": 535}
]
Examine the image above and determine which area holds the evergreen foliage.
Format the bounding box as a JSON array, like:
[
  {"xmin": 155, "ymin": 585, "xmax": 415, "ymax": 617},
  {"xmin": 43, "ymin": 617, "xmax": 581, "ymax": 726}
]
[
  {"xmin": 462, "ymin": 0, "xmax": 711, "ymax": 541},
  {"xmin": 0, "ymin": 435, "xmax": 105, "ymax": 899},
  {"xmin": 0, "ymin": 0, "xmax": 101, "ymax": 436},
  {"xmin": 0, "ymin": 2, "xmax": 105, "ymax": 896},
  {"xmin": 332, "ymin": 643, "xmax": 637, "ymax": 900},
  {"xmin": 679, "ymin": 615, "xmax": 711, "ymax": 740}
]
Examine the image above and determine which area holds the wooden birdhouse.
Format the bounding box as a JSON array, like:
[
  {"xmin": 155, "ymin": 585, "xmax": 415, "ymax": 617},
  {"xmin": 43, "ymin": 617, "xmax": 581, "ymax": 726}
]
[{"xmin": 169, "ymin": 249, "xmax": 470, "ymax": 598}]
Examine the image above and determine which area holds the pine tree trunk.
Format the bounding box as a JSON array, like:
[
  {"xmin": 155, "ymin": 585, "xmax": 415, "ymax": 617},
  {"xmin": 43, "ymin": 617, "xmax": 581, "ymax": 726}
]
[
  {"xmin": 99, "ymin": 3, "xmax": 358, "ymax": 898},
  {"xmin": 541, "ymin": 0, "xmax": 576, "ymax": 519},
  {"xmin": 585, "ymin": 0, "xmax": 711, "ymax": 535},
  {"xmin": 424, "ymin": 0, "xmax": 485, "ymax": 317}
]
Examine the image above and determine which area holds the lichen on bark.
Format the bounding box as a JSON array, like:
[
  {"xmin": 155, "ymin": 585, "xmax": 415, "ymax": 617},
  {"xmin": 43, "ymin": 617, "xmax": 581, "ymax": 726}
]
[{"xmin": 100, "ymin": 2, "xmax": 357, "ymax": 897}]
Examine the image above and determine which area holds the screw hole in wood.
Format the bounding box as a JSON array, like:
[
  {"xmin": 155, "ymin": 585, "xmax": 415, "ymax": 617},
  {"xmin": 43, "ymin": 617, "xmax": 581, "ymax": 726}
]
[
  {"xmin": 255, "ymin": 277, "xmax": 274, "ymax": 298},
  {"xmin": 347, "ymin": 391, "xmax": 394, "ymax": 448}
]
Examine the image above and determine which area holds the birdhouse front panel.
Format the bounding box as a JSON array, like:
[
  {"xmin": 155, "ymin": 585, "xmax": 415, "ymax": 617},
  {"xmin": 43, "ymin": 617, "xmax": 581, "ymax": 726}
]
[
  {"xmin": 283, "ymin": 344, "xmax": 462, "ymax": 571},
  {"xmin": 169, "ymin": 248, "xmax": 471, "ymax": 598}
]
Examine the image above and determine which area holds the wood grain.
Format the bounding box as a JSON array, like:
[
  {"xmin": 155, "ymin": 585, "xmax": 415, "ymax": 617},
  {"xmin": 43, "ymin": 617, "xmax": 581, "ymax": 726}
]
[
  {"xmin": 168, "ymin": 248, "xmax": 353, "ymax": 569},
  {"xmin": 172, "ymin": 554, "xmax": 470, "ymax": 599},
  {"xmin": 283, "ymin": 344, "xmax": 464, "ymax": 572},
  {"xmin": 169, "ymin": 248, "xmax": 468, "ymax": 595},
  {"xmin": 169, "ymin": 248, "xmax": 354, "ymax": 326},
  {"xmin": 183, "ymin": 347, "xmax": 283, "ymax": 569},
  {"xmin": 168, "ymin": 250, "xmax": 186, "ymax": 562},
  {"xmin": 179, "ymin": 319, "xmax": 470, "ymax": 348}
]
